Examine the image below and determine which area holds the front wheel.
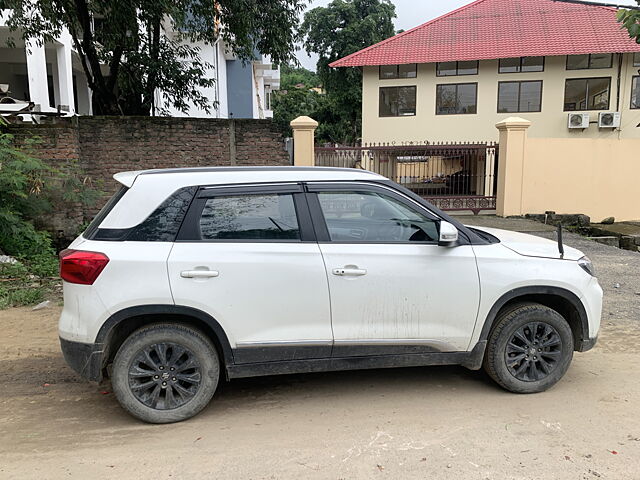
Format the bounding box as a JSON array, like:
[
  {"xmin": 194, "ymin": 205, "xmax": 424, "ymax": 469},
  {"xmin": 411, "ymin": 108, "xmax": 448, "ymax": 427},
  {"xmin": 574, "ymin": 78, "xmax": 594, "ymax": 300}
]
[
  {"xmin": 112, "ymin": 323, "xmax": 220, "ymax": 423},
  {"xmin": 483, "ymin": 303, "xmax": 574, "ymax": 393}
]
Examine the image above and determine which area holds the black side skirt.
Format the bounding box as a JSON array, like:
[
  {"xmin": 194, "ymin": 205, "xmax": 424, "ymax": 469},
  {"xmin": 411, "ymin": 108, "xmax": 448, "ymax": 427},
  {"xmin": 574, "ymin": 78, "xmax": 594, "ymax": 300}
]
[{"xmin": 226, "ymin": 341, "xmax": 487, "ymax": 379}]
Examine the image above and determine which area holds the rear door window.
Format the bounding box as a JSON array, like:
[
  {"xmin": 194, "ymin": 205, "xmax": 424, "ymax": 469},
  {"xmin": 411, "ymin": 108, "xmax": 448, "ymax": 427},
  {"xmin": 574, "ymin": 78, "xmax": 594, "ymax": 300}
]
[{"xmin": 198, "ymin": 194, "xmax": 301, "ymax": 241}]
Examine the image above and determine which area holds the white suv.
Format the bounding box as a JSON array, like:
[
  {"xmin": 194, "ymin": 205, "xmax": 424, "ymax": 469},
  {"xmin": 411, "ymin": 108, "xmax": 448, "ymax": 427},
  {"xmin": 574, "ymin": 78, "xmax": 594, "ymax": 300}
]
[{"xmin": 59, "ymin": 167, "xmax": 602, "ymax": 423}]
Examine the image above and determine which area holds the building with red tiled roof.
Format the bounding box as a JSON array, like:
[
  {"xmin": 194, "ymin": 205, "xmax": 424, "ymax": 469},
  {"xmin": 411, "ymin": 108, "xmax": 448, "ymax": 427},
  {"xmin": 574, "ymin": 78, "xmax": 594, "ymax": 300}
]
[{"xmin": 329, "ymin": 0, "xmax": 640, "ymax": 143}]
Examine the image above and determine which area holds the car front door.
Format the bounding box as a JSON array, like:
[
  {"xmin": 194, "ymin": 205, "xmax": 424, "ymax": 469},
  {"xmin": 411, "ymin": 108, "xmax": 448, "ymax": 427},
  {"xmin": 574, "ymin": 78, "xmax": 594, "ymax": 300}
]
[
  {"xmin": 306, "ymin": 182, "xmax": 480, "ymax": 356},
  {"xmin": 168, "ymin": 183, "xmax": 332, "ymax": 364}
]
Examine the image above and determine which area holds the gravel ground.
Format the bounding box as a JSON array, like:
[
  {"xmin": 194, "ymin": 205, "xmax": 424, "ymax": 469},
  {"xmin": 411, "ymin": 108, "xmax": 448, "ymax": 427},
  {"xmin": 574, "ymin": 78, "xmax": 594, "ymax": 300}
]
[{"xmin": 0, "ymin": 216, "xmax": 638, "ymax": 480}]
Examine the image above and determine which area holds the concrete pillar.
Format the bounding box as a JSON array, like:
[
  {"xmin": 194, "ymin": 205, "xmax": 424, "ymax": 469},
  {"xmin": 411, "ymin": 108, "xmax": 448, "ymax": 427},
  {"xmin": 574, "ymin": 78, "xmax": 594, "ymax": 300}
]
[
  {"xmin": 495, "ymin": 117, "xmax": 531, "ymax": 217},
  {"xmin": 290, "ymin": 116, "xmax": 318, "ymax": 167},
  {"xmin": 25, "ymin": 40, "xmax": 50, "ymax": 110},
  {"xmin": 56, "ymin": 43, "xmax": 75, "ymax": 113}
]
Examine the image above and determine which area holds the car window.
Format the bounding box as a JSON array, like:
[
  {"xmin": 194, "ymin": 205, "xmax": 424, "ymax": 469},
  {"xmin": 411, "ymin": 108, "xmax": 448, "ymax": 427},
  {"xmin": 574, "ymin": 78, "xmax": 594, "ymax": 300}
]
[
  {"xmin": 317, "ymin": 191, "xmax": 438, "ymax": 243},
  {"xmin": 199, "ymin": 194, "xmax": 300, "ymax": 240}
]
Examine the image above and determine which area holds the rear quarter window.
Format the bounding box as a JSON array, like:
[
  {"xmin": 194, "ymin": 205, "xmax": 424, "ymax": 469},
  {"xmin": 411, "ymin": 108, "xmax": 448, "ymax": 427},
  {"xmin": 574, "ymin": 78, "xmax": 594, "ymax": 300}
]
[
  {"xmin": 87, "ymin": 186, "xmax": 197, "ymax": 242},
  {"xmin": 83, "ymin": 186, "xmax": 128, "ymax": 239}
]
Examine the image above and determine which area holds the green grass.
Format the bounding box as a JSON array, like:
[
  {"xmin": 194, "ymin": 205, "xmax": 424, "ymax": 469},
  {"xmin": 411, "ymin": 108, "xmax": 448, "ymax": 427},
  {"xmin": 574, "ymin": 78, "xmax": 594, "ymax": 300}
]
[{"xmin": 0, "ymin": 257, "xmax": 59, "ymax": 309}]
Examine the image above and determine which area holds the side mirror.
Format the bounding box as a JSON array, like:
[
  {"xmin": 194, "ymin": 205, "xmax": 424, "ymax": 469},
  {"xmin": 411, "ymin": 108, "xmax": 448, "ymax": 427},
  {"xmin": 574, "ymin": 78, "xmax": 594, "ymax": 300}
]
[{"xmin": 438, "ymin": 221, "xmax": 459, "ymax": 247}]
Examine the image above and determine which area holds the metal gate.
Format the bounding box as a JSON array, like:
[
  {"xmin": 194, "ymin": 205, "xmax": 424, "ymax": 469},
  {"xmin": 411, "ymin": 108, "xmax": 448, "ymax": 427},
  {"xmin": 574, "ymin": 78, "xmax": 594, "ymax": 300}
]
[{"xmin": 315, "ymin": 142, "xmax": 499, "ymax": 214}]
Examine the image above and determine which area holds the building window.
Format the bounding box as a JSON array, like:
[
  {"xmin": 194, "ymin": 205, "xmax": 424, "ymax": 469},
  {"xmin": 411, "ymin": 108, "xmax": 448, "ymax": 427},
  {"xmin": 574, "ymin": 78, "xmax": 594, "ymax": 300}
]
[
  {"xmin": 379, "ymin": 86, "xmax": 417, "ymax": 117},
  {"xmin": 264, "ymin": 85, "xmax": 272, "ymax": 110},
  {"xmin": 436, "ymin": 83, "xmax": 477, "ymax": 115},
  {"xmin": 498, "ymin": 81, "xmax": 542, "ymax": 113},
  {"xmin": 436, "ymin": 61, "xmax": 478, "ymax": 76},
  {"xmin": 563, "ymin": 77, "xmax": 611, "ymax": 111},
  {"xmin": 498, "ymin": 57, "xmax": 544, "ymax": 73},
  {"xmin": 634, "ymin": 53, "xmax": 640, "ymax": 67},
  {"xmin": 566, "ymin": 53, "xmax": 613, "ymax": 70},
  {"xmin": 379, "ymin": 64, "xmax": 417, "ymax": 79},
  {"xmin": 632, "ymin": 76, "xmax": 640, "ymax": 109}
]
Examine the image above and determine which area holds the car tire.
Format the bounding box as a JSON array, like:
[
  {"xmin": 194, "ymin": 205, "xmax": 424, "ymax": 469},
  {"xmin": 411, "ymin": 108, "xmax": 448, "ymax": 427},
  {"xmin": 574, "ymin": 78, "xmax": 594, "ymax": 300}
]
[
  {"xmin": 483, "ymin": 303, "xmax": 573, "ymax": 394},
  {"xmin": 112, "ymin": 323, "xmax": 220, "ymax": 423}
]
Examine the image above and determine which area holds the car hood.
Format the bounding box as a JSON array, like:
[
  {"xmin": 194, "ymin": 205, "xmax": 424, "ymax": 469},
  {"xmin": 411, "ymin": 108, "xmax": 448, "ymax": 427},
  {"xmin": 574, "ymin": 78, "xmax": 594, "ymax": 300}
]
[{"xmin": 467, "ymin": 226, "xmax": 584, "ymax": 261}]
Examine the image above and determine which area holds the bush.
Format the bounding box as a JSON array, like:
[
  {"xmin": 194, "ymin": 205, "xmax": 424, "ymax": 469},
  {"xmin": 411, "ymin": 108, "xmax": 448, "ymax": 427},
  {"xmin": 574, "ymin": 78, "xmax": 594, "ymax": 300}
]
[{"xmin": 0, "ymin": 118, "xmax": 68, "ymax": 308}]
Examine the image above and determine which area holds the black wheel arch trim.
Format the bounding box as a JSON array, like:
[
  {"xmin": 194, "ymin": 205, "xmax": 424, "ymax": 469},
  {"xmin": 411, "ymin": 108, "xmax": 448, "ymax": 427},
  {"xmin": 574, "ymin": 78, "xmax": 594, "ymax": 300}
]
[
  {"xmin": 96, "ymin": 304, "xmax": 235, "ymax": 369},
  {"xmin": 478, "ymin": 286, "xmax": 590, "ymax": 351}
]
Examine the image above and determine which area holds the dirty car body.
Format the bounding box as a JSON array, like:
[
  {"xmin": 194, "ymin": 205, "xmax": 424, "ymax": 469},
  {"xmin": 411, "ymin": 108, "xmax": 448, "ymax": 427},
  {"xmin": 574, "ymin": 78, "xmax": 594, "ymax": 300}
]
[{"xmin": 58, "ymin": 167, "xmax": 602, "ymax": 423}]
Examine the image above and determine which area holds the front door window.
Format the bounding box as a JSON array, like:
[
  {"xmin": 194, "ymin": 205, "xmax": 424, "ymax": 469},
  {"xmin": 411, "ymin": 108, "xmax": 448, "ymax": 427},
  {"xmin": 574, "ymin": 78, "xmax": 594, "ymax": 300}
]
[{"xmin": 317, "ymin": 191, "xmax": 439, "ymax": 243}]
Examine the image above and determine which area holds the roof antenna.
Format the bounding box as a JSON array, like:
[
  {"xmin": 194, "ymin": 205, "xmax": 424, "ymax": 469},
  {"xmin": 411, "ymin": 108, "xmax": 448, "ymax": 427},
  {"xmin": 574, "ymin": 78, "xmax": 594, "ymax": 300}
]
[{"xmin": 557, "ymin": 223, "xmax": 565, "ymax": 259}]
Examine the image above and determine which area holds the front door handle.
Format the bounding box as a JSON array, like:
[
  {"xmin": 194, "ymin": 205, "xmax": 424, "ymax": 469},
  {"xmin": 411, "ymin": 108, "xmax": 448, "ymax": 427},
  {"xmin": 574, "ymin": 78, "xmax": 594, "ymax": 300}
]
[
  {"xmin": 181, "ymin": 270, "xmax": 219, "ymax": 279},
  {"xmin": 332, "ymin": 267, "xmax": 367, "ymax": 277}
]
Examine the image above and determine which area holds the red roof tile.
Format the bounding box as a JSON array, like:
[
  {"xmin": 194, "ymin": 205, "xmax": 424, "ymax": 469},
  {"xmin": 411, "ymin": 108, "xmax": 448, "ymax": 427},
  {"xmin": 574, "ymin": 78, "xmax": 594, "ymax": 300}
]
[{"xmin": 330, "ymin": 0, "xmax": 640, "ymax": 67}]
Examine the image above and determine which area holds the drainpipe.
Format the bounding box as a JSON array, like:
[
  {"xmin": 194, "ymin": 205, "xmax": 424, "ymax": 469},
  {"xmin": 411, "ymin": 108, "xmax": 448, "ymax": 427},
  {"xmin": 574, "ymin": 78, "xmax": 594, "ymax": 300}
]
[
  {"xmin": 616, "ymin": 53, "xmax": 623, "ymax": 138},
  {"xmin": 616, "ymin": 52, "xmax": 623, "ymax": 112},
  {"xmin": 213, "ymin": 37, "xmax": 220, "ymax": 116}
]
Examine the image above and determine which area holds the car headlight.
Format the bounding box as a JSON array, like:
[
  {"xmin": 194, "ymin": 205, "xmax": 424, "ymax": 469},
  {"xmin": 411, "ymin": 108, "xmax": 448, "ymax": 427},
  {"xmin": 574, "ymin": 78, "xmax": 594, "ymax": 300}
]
[{"xmin": 578, "ymin": 256, "xmax": 596, "ymax": 277}]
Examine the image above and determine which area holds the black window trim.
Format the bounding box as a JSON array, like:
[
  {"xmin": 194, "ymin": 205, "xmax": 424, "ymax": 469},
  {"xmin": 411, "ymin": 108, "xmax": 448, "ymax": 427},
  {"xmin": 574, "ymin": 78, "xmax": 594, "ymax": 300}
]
[
  {"xmin": 498, "ymin": 56, "xmax": 545, "ymax": 74},
  {"xmin": 378, "ymin": 64, "xmax": 418, "ymax": 80},
  {"xmin": 497, "ymin": 80, "xmax": 543, "ymax": 113},
  {"xmin": 197, "ymin": 182, "xmax": 303, "ymax": 198},
  {"xmin": 436, "ymin": 60, "xmax": 479, "ymax": 77},
  {"xmin": 379, "ymin": 85, "xmax": 417, "ymax": 118},
  {"xmin": 176, "ymin": 183, "xmax": 315, "ymax": 243},
  {"xmin": 563, "ymin": 76, "xmax": 612, "ymax": 112},
  {"xmin": 566, "ymin": 53, "xmax": 614, "ymax": 71},
  {"xmin": 435, "ymin": 82, "xmax": 478, "ymax": 116},
  {"xmin": 305, "ymin": 181, "xmax": 446, "ymax": 245},
  {"xmin": 632, "ymin": 76, "xmax": 640, "ymax": 110}
]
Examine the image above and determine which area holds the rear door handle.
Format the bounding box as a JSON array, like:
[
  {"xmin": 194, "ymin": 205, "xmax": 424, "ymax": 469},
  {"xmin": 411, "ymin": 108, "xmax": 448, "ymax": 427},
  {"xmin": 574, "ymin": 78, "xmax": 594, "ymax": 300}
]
[
  {"xmin": 332, "ymin": 268, "xmax": 367, "ymax": 277},
  {"xmin": 181, "ymin": 270, "xmax": 219, "ymax": 279}
]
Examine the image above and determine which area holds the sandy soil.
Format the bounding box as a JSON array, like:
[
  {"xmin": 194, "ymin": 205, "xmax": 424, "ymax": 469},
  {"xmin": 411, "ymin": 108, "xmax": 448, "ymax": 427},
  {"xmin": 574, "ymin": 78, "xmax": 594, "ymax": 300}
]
[{"xmin": 1, "ymin": 224, "xmax": 639, "ymax": 479}]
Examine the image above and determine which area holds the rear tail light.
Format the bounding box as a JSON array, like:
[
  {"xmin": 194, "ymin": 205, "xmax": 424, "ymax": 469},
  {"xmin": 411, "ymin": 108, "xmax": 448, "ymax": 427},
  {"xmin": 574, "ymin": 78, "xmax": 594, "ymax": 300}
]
[{"xmin": 59, "ymin": 249, "xmax": 109, "ymax": 285}]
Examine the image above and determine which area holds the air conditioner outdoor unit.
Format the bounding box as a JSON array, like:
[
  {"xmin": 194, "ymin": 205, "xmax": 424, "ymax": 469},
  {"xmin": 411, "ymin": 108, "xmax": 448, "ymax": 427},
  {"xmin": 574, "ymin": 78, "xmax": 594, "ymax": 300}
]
[
  {"xmin": 598, "ymin": 112, "xmax": 621, "ymax": 128},
  {"xmin": 568, "ymin": 113, "xmax": 589, "ymax": 129}
]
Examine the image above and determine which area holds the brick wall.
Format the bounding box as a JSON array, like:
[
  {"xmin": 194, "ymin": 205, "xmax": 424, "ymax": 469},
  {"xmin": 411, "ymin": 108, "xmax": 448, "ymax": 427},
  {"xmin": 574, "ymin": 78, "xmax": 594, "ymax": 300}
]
[{"xmin": 8, "ymin": 116, "xmax": 290, "ymax": 243}]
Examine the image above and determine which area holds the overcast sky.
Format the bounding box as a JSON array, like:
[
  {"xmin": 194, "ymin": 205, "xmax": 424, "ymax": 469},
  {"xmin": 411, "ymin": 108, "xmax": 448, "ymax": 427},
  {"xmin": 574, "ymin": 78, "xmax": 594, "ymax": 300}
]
[{"xmin": 296, "ymin": 0, "xmax": 639, "ymax": 71}]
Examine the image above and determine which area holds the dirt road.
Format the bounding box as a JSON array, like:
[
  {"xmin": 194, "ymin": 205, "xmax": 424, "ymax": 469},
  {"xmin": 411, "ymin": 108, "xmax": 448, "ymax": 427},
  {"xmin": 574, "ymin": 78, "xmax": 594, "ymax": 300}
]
[{"xmin": 1, "ymin": 222, "xmax": 639, "ymax": 479}]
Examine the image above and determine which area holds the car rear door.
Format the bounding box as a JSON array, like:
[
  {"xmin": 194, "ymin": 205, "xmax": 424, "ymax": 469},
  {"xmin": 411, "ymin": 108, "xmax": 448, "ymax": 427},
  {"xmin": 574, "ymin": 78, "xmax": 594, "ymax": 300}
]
[
  {"xmin": 168, "ymin": 183, "xmax": 332, "ymax": 364},
  {"xmin": 305, "ymin": 182, "xmax": 481, "ymax": 355}
]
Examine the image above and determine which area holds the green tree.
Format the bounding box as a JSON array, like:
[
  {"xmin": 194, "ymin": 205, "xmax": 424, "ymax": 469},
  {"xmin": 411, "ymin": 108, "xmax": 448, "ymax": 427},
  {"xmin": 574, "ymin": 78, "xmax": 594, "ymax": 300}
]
[
  {"xmin": 272, "ymin": 64, "xmax": 325, "ymax": 136},
  {"xmin": 1, "ymin": 0, "xmax": 306, "ymax": 115},
  {"xmin": 272, "ymin": 87, "xmax": 325, "ymax": 137},
  {"xmin": 618, "ymin": 2, "xmax": 640, "ymax": 43},
  {"xmin": 279, "ymin": 64, "xmax": 321, "ymax": 90},
  {"xmin": 300, "ymin": 0, "xmax": 396, "ymax": 145}
]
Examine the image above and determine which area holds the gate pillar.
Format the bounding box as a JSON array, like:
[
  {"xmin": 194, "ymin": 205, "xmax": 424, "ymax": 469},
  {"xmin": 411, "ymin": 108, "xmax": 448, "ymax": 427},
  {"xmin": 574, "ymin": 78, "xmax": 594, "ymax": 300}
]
[
  {"xmin": 495, "ymin": 117, "xmax": 531, "ymax": 217},
  {"xmin": 291, "ymin": 116, "xmax": 318, "ymax": 167}
]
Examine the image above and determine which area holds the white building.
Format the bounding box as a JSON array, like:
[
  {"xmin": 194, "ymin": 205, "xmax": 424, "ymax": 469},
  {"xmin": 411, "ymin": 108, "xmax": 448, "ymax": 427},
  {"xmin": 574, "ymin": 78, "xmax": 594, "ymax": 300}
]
[
  {"xmin": 0, "ymin": 10, "xmax": 92, "ymax": 115},
  {"xmin": 0, "ymin": 10, "xmax": 279, "ymax": 119},
  {"xmin": 160, "ymin": 35, "xmax": 280, "ymax": 119}
]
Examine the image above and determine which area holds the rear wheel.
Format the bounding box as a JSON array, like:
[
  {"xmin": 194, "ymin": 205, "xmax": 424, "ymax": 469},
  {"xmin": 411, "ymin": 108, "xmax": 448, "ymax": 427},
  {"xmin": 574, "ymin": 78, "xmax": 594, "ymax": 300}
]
[
  {"xmin": 483, "ymin": 303, "xmax": 573, "ymax": 393},
  {"xmin": 112, "ymin": 323, "xmax": 220, "ymax": 423}
]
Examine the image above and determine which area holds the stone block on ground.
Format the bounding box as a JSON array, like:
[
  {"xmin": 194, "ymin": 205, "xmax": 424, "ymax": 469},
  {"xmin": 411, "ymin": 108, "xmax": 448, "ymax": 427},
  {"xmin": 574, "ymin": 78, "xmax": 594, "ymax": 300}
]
[{"xmin": 586, "ymin": 236, "xmax": 620, "ymax": 247}]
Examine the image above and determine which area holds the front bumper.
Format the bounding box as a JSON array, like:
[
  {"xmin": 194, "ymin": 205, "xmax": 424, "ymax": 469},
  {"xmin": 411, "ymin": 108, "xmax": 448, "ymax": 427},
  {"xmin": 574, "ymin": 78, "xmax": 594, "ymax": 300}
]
[
  {"xmin": 59, "ymin": 337, "xmax": 105, "ymax": 382},
  {"xmin": 577, "ymin": 335, "xmax": 598, "ymax": 352}
]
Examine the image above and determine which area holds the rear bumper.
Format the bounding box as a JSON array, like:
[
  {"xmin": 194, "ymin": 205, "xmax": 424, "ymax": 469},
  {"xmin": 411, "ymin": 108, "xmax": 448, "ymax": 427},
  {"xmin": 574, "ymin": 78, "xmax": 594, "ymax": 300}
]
[
  {"xmin": 59, "ymin": 337, "xmax": 105, "ymax": 382},
  {"xmin": 577, "ymin": 335, "xmax": 598, "ymax": 353}
]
